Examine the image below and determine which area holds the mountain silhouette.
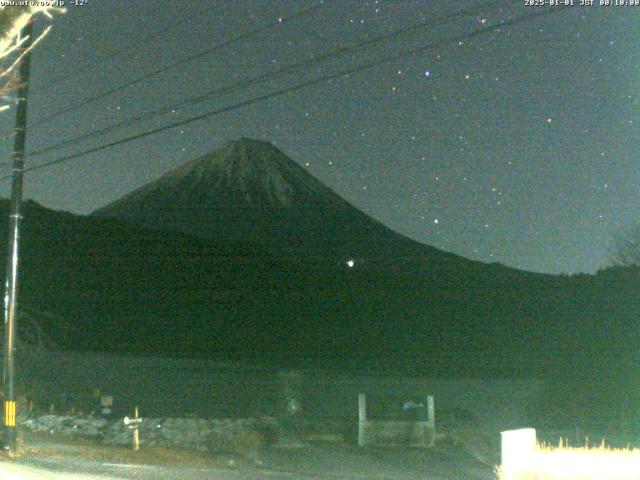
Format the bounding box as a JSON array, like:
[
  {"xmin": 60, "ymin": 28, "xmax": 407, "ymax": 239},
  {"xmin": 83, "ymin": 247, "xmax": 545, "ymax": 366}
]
[{"xmin": 94, "ymin": 138, "xmax": 467, "ymax": 267}]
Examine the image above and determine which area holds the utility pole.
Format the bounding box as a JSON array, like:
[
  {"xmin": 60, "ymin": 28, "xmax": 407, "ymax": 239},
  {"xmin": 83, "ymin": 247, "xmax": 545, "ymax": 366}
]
[{"xmin": 3, "ymin": 19, "xmax": 34, "ymax": 453}]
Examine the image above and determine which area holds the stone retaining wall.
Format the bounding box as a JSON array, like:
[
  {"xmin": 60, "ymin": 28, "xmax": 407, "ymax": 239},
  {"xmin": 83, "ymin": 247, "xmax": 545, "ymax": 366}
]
[{"xmin": 20, "ymin": 414, "xmax": 268, "ymax": 453}]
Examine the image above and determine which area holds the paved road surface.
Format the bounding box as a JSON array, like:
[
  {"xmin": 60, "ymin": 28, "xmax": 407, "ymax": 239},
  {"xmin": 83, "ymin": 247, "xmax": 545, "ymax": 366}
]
[
  {"xmin": 1, "ymin": 457, "xmax": 253, "ymax": 479},
  {"xmin": 0, "ymin": 443, "xmax": 497, "ymax": 479}
]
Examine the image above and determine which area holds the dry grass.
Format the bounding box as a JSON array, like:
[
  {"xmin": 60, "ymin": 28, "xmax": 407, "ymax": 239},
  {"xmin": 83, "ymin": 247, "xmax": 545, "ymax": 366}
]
[{"xmin": 497, "ymin": 439, "xmax": 640, "ymax": 480}]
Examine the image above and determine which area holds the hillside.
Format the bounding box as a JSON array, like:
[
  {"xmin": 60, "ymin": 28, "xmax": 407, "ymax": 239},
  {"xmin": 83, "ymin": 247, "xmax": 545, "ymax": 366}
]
[
  {"xmin": 87, "ymin": 138, "xmax": 640, "ymax": 384},
  {"xmin": 0, "ymin": 198, "xmax": 632, "ymax": 427},
  {"xmin": 0, "ymin": 200, "xmax": 628, "ymax": 380}
]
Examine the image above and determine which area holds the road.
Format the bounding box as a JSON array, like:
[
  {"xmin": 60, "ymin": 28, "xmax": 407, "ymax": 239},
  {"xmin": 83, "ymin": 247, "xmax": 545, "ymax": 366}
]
[
  {"xmin": 0, "ymin": 443, "xmax": 496, "ymax": 480},
  {"xmin": 0, "ymin": 457, "xmax": 256, "ymax": 480}
]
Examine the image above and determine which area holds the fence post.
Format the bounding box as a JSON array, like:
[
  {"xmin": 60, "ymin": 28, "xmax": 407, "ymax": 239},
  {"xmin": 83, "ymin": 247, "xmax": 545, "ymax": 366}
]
[
  {"xmin": 358, "ymin": 393, "xmax": 366, "ymax": 447},
  {"xmin": 124, "ymin": 408, "xmax": 142, "ymax": 451},
  {"xmin": 277, "ymin": 370, "xmax": 304, "ymax": 446},
  {"xmin": 426, "ymin": 395, "xmax": 435, "ymax": 446},
  {"xmin": 133, "ymin": 406, "xmax": 139, "ymax": 451}
]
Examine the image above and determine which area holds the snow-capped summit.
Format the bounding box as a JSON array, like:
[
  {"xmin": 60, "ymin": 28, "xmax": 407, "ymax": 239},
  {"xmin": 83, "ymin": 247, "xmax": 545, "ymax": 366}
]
[{"xmin": 144, "ymin": 138, "xmax": 343, "ymax": 210}]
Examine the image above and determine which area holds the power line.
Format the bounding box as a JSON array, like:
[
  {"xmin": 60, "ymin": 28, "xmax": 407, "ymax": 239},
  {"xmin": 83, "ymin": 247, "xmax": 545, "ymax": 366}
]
[
  {"xmin": 25, "ymin": 0, "xmax": 505, "ymax": 160},
  {"xmin": 1, "ymin": 6, "xmax": 569, "ymax": 182},
  {"xmin": 38, "ymin": 1, "xmax": 216, "ymax": 92},
  {"xmin": 12, "ymin": 6, "xmax": 569, "ymax": 178},
  {"xmin": 28, "ymin": 2, "xmax": 327, "ymax": 128}
]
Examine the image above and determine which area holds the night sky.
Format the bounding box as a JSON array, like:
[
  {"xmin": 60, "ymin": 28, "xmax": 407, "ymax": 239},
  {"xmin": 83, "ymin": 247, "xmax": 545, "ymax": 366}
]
[{"xmin": 0, "ymin": 0, "xmax": 637, "ymax": 275}]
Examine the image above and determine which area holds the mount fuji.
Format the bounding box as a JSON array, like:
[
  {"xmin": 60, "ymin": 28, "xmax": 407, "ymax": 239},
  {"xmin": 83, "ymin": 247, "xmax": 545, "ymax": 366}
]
[{"xmin": 94, "ymin": 138, "xmax": 469, "ymax": 269}]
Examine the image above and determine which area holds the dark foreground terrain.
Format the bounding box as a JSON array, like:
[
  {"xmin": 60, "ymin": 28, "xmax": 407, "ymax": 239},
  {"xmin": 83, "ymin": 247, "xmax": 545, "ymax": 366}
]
[{"xmin": 1, "ymin": 431, "xmax": 496, "ymax": 480}]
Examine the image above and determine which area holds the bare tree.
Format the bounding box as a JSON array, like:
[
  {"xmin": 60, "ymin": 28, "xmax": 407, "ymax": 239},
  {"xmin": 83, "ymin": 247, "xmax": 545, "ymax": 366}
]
[
  {"xmin": 0, "ymin": 5, "xmax": 63, "ymax": 110},
  {"xmin": 611, "ymin": 224, "xmax": 640, "ymax": 267}
]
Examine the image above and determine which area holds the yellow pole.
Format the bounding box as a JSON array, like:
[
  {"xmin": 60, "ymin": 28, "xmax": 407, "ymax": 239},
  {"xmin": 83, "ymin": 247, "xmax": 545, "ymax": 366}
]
[{"xmin": 133, "ymin": 406, "xmax": 139, "ymax": 451}]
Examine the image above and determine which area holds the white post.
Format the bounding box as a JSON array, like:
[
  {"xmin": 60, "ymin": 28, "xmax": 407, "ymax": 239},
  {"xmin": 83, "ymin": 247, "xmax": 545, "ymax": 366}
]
[
  {"xmin": 358, "ymin": 393, "xmax": 366, "ymax": 447},
  {"xmin": 501, "ymin": 428, "xmax": 537, "ymax": 476},
  {"xmin": 426, "ymin": 395, "xmax": 435, "ymax": 446}
]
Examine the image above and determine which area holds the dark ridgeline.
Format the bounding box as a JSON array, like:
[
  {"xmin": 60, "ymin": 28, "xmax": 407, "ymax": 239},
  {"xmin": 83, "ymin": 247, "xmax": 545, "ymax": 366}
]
[{"xmin": 1, "ymin": 138, "xmax": 637, "ymax": 428}]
